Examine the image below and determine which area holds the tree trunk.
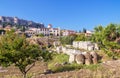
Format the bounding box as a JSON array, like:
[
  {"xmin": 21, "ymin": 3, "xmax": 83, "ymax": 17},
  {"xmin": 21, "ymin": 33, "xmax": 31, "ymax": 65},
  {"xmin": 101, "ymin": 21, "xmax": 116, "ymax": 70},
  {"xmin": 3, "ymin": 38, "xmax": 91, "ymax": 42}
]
[{"xmin": 23, "ymin": 73, "xmax": 26, "ymax": 78}]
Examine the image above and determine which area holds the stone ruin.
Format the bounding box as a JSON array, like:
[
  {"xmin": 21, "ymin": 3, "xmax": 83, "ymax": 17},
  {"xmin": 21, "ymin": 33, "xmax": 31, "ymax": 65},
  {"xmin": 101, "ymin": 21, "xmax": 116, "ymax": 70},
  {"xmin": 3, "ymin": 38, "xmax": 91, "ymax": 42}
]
[
  {"xmin": 73, "ymin": 41, "xmax": 99, "ymax": 51},
  {"xmin": 54, "ymin": 41, "xmax": 100, "ymax": 65},
  {"xmin": 69, "ymin": 51, "xmax": 99, "ymax": 65}
]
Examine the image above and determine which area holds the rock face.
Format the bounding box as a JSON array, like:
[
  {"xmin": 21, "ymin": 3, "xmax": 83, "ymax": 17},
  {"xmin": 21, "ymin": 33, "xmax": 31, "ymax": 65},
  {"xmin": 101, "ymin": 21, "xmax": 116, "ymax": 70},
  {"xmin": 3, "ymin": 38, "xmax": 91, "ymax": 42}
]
[
  {"xmin": 75, "ymin": 54, "xmax": 85, "ymax": 64},
  {"xmin": 0, "ymin": 16, "xmax": 45, "ymax": 28},
  {"xmin": 91, "ymin": 52, "xmax": 98, "ymax": 59},
  {"xmin": 84, "ymin": 52, "xmax": 92, "ymax": 60},
  {"xmin": 85, "ymin": 59, "xmax": 91, "ymax": 65},
  {"xmin": 83, "ymin": 52, "xmax": 92, "ymax": 65},
  {"xmin": 68, "ymin": 52, "xmax": 99, "ymax": 65},
  {"xmin": 69, "ymin": 54, "xmax": 76, "ymax": 63},
  {"xmin": 90, "ymin": 52, "xmax": 98, "ymax": 64},
  {"xmin": 92, "ymin": 58, "xmax": 98, "ymax": 64}
]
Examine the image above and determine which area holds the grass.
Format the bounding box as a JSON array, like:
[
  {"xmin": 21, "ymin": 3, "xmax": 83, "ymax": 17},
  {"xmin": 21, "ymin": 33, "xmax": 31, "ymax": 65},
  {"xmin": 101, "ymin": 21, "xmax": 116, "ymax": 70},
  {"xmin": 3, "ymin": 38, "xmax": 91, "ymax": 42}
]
[
  {"xmin": 1, "ymin": 52, "xmax": 119, "ymax": 78},
  {"xmin": 48, "ymin": 53, "xmax": 101, "ymax": 73},
  {"xmin": 52, "ymin": 63, "xmax": 83, "ymax": 72},
  {"xmin": 48, "ymin": 53, "xmax": 69, "ymax": 69}
]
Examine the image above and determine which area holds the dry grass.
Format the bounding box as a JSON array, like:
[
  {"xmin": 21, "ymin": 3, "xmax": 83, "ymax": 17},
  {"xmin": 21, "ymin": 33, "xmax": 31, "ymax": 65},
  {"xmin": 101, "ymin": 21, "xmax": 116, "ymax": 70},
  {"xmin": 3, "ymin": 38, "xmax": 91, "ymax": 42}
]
[
  {"xmin": 0, "ymin": 61, "xmax": 47, "ymax": 78},
  {"xmin": 1, "ymin": 55, "xmax": 120, "ymax": 78}
]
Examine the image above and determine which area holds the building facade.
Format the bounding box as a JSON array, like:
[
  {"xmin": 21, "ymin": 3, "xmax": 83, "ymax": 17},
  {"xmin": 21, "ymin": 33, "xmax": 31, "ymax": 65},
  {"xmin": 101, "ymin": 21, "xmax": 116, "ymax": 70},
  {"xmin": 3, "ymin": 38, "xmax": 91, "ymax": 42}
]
[
  {"xmin": 25, "ymin": 27, "xmax": 49, "ymax": 36},
  {"xmin": 62, "ymin": 29, "xmax": 76, "ymax": 36},
  {"xmin": 48, "ymin": 24, "xmax": 60, "ymax": 36}
]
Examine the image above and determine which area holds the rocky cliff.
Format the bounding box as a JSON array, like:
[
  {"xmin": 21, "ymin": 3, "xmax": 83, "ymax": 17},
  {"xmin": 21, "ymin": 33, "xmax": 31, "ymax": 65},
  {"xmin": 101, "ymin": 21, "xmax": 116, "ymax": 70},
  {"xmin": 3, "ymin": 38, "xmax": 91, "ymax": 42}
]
[{"xmin": 0, "ymin": 16, "xmax": 44, "ymax": 28}]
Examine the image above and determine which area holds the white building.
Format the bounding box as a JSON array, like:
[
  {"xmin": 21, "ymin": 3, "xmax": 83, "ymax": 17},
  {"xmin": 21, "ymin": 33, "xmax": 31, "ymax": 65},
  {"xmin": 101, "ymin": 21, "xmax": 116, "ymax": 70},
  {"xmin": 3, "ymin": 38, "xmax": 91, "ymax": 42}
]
[
  {"xmin": 48, "ymin": 24, "xmax": 60, "ymax": 36},
  {"xmin": 62, "ymin": 29, "xmax": 76, "ymax": 36},
  {"xmin": 25, "ymin": 27, "xmax": 49, "ymax": 36},
  {"xmin": 85, "ymin": 30, "xmax": 94, "ymax": 37},
  {"xmin": 25, "ymin": 24, "xmax": 61, "ymax": 36}
]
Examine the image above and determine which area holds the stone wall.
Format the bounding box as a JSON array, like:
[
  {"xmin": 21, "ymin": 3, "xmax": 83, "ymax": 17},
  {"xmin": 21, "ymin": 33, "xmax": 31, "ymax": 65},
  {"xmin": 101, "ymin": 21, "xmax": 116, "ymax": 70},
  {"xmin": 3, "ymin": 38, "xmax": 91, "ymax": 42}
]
[
  {"xmin": 56, "ymin": 45, "xmax": 99, "ymax": 65},
  {"xmin": 73, "ymin": 41, "xmax": 99, "ymax": 51}
]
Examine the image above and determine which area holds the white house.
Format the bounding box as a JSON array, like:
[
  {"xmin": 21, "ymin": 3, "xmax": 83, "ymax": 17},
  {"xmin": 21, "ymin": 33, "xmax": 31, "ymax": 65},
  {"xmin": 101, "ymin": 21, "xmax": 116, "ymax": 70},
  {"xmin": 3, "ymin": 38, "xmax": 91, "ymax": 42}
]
[
  {"xmin": 47, "ymin": 24, "xmax": 60, "ymax": 36},
  {"xmin": 25, "ymin": 27, "xmax": 49, "ymax": 36},
  {"xmin": 62, "ymin": 29, "xmax": 76, "ymax": 36}
]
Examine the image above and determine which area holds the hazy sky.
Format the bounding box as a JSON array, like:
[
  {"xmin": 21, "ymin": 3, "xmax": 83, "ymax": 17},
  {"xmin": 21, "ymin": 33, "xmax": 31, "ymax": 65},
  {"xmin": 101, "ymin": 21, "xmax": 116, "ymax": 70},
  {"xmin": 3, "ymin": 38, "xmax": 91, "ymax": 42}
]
[{"xmin": 0, "ymin": 0, "xmax": 120, "ymax": 31}]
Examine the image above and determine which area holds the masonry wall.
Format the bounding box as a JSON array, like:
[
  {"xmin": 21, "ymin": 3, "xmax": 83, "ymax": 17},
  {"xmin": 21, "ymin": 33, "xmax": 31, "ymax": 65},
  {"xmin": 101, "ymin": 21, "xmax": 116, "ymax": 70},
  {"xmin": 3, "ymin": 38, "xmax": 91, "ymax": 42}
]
[{"xmin": 73, "ymin": 41, "xmax": 99, "ymax": 51}]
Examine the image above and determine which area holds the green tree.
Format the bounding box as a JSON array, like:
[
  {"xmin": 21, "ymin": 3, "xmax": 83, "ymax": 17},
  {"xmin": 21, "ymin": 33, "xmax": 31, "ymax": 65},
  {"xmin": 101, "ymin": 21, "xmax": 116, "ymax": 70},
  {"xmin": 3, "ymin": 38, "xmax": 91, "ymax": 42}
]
[
  {"xmin": 60, "ymin": 34, "xmax": 76, "ymax": 45},
  {"xmin": 37, "ymin": 33, "xmax": 44, "ymax": 37},
  {"xmin": 75, "ymin": 34, "xmax": 89, "ymax": 41},
  {"xmin": 21, "ymin": 26, "xmax": 26, "ymax": 32},
  {"xmin": 92, "ymin": 24, "xmax": 120, "ymax": 58},
  {"xmin": 0, "ymin": 31, "xmax": 51, "ymax": 78},
  {"xmin": 83, "ymin": 28, "xmax": 86, "ymax": 33}
]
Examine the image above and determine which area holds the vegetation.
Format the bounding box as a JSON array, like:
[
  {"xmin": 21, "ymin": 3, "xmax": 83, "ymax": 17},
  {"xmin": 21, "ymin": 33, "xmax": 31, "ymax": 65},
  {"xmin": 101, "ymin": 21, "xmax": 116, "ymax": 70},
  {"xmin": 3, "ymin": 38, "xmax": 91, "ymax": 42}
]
[
  {"xmin": 75, "ymin": 34, "xmax": 91, "ymax": 41},
  {"xmin": 83, "ymin": 28, "xmax": 87, "ymax": 33},
  {"xmin": 0, "ymin": 30, "xmax": 5, "ymax": 35},
  {"xmin": 1, "ymin": 22, "xmax": 12, "ymax": 28},
  {"xmin": 48, "ymin": 53, "xmax": 100, "ymax": 73},
  {"xmin": 0, "ymin": 22, "xmax": 120, "ymax": 77},
  {"xmin": 48, "ymin": 53, "xmax": 69, "ymax": 69},
  {"xmin": 60, "ymin": 34, "xmax": 77, "ymax": 45},
  {"xmin": 36, "ymin": 33, "xmax": 44, "ymax": 37},
  {"xmin": 0, "ymin": 31, "xmax": 52, "ymax": 78},
  {"xmin": 92, "ymin": 24, "xmax": 120, "ymax": 58}
]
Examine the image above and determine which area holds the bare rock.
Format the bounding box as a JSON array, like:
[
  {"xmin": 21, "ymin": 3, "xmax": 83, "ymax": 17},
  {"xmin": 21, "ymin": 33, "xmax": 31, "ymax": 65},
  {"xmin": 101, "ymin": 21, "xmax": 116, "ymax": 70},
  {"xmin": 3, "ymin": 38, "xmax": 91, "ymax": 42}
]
[
  {"xmin": 69, "ymin": 54, "xmax": 76, "ymax": 63},
  {"xmin": 90, "ymin": 51, "xmax": 98, "ymax": 59},
  {"xmin": 85, "ymin": 59, "xmax": 92, "ymax": 65},
  {"xmin": 54, "ymin": 63, "xmax": 62, "ymax": 67},
  {"xmin": 44, "ymin": 69, "xmax": 53, "ymax": 74},
  {"xmin": 84, "ymin": 52, "xmax": 92, "ymax": 59},
  {"xmin": 90, "ymin": 52, "xmax": 99, "ymax": 64},
  {"xmin": 92, "ymin": 58, "xmax": 98, "ymax": 64},
  {"xmin": 75, "ymin": 54, "xmax": 85, "ymax": 64},
  {"xmin": 84, "ymin": 52, "xmax": 92, "ymax": 64}
]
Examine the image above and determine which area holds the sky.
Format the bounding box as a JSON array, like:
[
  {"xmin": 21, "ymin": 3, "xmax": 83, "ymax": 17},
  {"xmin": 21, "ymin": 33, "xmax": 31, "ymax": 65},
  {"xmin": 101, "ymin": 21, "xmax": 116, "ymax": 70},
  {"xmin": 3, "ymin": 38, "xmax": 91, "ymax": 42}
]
[{"xmin": 0, "ymin": 0, "xmax": 120, "ymax": 31}]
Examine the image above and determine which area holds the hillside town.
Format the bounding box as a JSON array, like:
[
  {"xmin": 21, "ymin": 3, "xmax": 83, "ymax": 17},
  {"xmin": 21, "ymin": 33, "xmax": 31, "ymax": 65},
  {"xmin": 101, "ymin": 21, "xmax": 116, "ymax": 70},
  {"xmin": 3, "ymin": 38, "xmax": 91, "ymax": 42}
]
[{"xmin": 0, "ymin": 16, "xmax": 93, "ymax": 37}]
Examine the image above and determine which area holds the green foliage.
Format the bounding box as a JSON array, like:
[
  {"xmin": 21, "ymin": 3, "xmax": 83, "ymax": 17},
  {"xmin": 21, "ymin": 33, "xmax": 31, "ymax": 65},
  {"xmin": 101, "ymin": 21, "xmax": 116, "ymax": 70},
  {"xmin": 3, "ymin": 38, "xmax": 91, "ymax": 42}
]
[
  {"xmin": 83, "ymin": 64, "xmax": 100, "ymax": 71},
  {"xmin": 92, "ymin": 23, "xmax": 120, "ymax": 58},
  {"xmin": 48, "ymin": 53, "xmax": 69, "ymax": 68},
  {"xmin": 52, "ymin": 63, "xmax": 100, "ymax": 72},
  {"xmin": 50, "ymin": 33, "xmax": 53, "ymax": 36},
  {"xmin": 0, "ymin": 31, "xmax": 52, "ymax": 78},
  {"xmin": 48, "ymin": 53, "xmax": 100, "ymax": 72},
  {"xmin": 37, "ymin": 33, "xmax": 44, "ymax": 37},
  {"xmin": 75, "ymin": 34, "xmax": 89, "ymax": 41},
  {"xmin": 41, "ymin": 50, "xmax": 53, "ymax": 62},
  {"xmin": 0, "ymin": 30, "xmax": 5, "ymax": 35},
  {"xmin": 48, "ymin": 53, "xmax": 82, "ymax": 72},
  {"xmin": 60, "ymin": 35, "xmax": 76, "ymax": 45},
  {"xmin": 52, "ymin": 63, "xmax": 83, "ymax": 72}
]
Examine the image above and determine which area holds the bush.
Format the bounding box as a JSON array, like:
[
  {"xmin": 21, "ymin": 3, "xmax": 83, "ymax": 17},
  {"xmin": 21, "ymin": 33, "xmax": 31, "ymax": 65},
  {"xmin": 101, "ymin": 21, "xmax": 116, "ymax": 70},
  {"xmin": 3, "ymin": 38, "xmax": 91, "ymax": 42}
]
[{"xmin": 60, "ymin": 35, "xmax": 76, "ymax": 45}]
